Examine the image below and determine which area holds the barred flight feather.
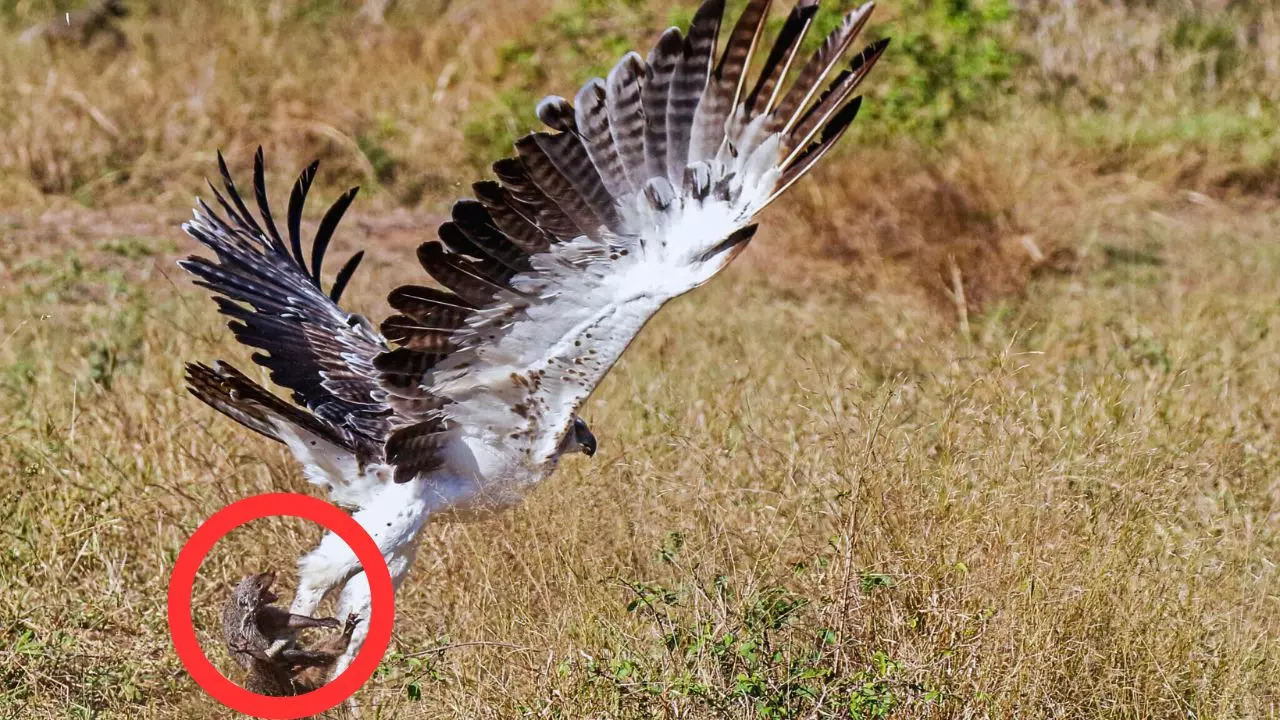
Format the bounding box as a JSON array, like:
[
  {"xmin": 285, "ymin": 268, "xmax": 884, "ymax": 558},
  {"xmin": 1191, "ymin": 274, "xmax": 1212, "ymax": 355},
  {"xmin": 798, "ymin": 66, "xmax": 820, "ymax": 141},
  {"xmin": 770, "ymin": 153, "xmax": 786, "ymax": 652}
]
[
  {"xmin": 605, "ymin": 53, "xmax": 649, "ymax": 191},
  {"xmin": 643, "ymin": 27, "xmax": 683, "ymax": 183},
  {"xmin": 574, "ymin": 79, "xmax": 631, "ymax": 198},
  {"xmin": 666, "ymin": 0, "xmax": 722, "ymax": 177}
]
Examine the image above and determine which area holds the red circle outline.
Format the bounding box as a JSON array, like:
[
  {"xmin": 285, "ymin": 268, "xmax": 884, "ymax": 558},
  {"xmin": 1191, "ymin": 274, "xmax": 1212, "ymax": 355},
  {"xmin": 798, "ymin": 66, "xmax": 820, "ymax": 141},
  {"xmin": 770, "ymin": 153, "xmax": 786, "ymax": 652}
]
[{"xmin": 167, "ymin": 493, "xmax": 394, "ymax": 719}]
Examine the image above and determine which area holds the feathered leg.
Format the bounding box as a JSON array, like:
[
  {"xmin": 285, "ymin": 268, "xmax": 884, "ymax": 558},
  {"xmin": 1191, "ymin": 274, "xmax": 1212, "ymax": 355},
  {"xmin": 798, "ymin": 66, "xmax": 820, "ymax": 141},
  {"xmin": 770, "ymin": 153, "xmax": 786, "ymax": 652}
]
[
  {"xmin": 332, "ymin": 574, "xmax": 374, "ymax": 716},
  {"xmin": 328, "ymin": 539, "xmax": 420, "ymax": 677},
  {"xmin": 289, "ymin": 479, "xmax": 434, "ymax": 615},
  {"xmin": 290, "ymin": 535, "xmax": 360, "ymax": 617}
]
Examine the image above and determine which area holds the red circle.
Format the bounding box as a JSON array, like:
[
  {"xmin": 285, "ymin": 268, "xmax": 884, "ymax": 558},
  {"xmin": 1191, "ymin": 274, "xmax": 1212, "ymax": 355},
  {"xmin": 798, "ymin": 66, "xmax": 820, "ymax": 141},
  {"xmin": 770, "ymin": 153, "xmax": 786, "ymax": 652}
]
[{"xmin": 167, "ymin": 493, "xmax": 394, "ymax": 719}]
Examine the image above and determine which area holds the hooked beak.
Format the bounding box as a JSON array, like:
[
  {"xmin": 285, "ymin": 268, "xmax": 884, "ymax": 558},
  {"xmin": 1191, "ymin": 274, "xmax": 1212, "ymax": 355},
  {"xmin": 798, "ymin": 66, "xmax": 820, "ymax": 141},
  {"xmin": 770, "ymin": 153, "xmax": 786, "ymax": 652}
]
[{"xmin": 572, "ymin": 415, "xmax": 597, "ymax": 457}]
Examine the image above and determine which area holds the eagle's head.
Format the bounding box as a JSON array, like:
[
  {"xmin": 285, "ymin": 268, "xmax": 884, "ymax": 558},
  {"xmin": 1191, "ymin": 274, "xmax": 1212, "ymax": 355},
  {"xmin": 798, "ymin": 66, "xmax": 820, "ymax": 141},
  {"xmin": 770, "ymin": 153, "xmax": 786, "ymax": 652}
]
[{"xmin": 557, "ymin": 414, "xmax": 597, "ymax": 458}]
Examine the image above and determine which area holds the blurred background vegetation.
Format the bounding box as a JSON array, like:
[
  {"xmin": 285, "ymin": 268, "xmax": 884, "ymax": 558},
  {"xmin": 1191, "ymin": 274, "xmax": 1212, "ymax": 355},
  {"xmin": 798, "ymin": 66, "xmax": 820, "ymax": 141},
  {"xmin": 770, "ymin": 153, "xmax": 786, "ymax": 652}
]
[
  {"xmin": 1, "ymin": 0, "xmax": 1275, "ymax": 311},
  {"xmin": 1, "ymin": 0, "xmax": 1274, "ymax": 312},
  {"xmin": 0, "ymin": 0, "xmax": 1274, "ymax": 208}
]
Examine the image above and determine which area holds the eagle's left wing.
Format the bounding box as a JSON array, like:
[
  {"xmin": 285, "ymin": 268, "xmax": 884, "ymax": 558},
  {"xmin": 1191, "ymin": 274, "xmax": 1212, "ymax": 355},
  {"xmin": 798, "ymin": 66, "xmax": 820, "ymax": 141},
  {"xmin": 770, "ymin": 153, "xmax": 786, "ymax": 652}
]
[
  {"xmin": 379, "ymin": 0, "xmax": 887, "ymax": 481},
  {"xmin": 180, "ymin": 149, "xmax": 394, "ymax": 467}
]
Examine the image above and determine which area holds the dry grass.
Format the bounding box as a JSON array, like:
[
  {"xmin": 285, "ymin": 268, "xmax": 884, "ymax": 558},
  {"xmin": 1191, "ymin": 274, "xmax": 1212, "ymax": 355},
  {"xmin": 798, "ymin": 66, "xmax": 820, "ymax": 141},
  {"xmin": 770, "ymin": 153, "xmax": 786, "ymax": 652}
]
[{"xmin": 2, "ymin": 0, "xmax": 1279, "ymax": 718}]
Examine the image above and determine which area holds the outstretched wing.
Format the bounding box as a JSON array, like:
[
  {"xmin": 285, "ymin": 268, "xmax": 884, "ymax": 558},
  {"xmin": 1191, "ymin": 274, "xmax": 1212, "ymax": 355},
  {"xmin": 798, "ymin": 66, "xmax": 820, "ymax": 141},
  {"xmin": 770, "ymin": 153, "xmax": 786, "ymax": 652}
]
[
  {"xmin": 180, "ymin": 148, "xmax": 393, "ymax": 463},
  {"xmin": 381, "ymin": 0, "xmax": 887, "ymax": 481}
]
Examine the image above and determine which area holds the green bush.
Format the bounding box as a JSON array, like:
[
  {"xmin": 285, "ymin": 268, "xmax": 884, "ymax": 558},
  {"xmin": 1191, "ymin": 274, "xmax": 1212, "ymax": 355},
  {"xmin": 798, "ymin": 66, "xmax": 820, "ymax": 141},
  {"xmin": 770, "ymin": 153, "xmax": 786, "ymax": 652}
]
[
  {"xmin": 467, "ymin": 0, "xmax": 1018, "ymax": 158},
  {"xmin": 1170, "ymin": 13, "xmax": 1243, "ymax": 91},
  {"xmin": 566, "ymin": 573, "xmax": 932, "ymax": 719},
  {"xmin": 864, "ymin": 0, "xmax": 1018, "ymax": 136}
]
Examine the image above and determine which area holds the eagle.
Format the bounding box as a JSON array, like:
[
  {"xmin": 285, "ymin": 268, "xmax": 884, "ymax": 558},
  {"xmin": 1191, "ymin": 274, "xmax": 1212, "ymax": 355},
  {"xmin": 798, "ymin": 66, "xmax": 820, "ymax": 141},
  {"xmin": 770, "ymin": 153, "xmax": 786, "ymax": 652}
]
[{"xmin": 179, "ymin": 0, "xmax": 887, "ymax": 684}]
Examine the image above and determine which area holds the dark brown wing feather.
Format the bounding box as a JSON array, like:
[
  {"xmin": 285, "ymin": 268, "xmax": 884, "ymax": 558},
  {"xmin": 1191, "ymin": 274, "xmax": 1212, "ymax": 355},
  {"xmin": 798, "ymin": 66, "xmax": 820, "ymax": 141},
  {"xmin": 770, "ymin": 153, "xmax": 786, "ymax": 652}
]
[
  {"xmin": 181, "ymin": 152, "xmax": 390, "ymax": 458},
  {"xmin": 184, "ymin": 361, "xmax": 354, "ymax": 453}
]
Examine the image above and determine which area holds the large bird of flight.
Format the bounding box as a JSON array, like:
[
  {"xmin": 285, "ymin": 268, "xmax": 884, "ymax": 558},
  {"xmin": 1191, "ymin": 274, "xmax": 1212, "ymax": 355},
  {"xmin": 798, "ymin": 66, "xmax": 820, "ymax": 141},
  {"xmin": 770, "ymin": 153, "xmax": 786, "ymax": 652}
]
[{"xmin": 180, "ymin": 0, "xmax": 888, "ymax": 682}]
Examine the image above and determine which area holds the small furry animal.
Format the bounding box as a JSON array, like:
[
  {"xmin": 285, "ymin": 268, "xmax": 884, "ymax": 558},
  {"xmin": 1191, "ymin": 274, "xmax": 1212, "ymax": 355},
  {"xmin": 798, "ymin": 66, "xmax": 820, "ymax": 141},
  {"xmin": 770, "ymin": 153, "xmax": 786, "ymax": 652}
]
[
  {"xmin": 223, "ymin": 571, "xmax": 361, "ymax": 696},
  {"xmin": 18, "ymin": 0, "xmax": 129, "ymax": 52}
]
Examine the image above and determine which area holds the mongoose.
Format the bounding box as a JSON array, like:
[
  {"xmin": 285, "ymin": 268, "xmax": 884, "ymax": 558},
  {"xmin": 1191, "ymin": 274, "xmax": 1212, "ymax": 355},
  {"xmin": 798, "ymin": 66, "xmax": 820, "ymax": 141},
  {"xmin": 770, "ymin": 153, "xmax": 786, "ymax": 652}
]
[
  {"xmin": 222, "ymin": 571, "xmax": 361, "ymax": 696},
  {"xmin": 18, "ymin": 0, "xmax": 129, "ymax": 52}
]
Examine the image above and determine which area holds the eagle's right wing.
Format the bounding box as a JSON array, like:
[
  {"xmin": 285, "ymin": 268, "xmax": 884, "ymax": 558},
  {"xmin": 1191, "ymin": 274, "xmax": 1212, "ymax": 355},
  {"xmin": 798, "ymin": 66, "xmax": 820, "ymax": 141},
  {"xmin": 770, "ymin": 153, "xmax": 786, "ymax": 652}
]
[{"xmin": 377, "ymin": 0, "xmax": 888, "ymax": 481}]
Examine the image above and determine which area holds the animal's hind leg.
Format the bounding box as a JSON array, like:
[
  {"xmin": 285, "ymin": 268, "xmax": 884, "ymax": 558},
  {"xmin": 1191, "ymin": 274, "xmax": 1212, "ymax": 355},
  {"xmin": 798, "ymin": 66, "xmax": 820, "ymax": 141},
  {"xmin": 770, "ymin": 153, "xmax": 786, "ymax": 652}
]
[{"xmin": 281, "ymin": 611, "xmax": 341, "ymax": 631}]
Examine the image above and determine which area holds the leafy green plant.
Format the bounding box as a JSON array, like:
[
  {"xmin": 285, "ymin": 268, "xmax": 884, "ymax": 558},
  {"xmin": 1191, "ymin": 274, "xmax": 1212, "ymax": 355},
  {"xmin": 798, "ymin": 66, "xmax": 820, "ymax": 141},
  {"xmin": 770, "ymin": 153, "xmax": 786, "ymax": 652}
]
[
  {"xmin": 462, "ymin": 89, "xmax": 542, "ymax": 169},
  {"xmin": 99, "ymin": 236, "xmax": 172, "ymax": 259},
  {"xmin": 571, "ymin": 568, "xmax": 937, "ymax": 719},
  {"xmin": 374, "ymin": 648, "xmax": 446, "ymax": 702},
  {"xmin": 1170, "ymin": 14, "xmax": 1242, "ymax": 91},
  {"xmin": 356, "ymin": 113, "xmax": 404, "ymax": 186},
  {"xmin": 859, "ymin": 571, "xmax": 895, "ymax": 595},
  {"xmin": 865, "ymin": 0, "xmax": 1018, "ymax": 136}
]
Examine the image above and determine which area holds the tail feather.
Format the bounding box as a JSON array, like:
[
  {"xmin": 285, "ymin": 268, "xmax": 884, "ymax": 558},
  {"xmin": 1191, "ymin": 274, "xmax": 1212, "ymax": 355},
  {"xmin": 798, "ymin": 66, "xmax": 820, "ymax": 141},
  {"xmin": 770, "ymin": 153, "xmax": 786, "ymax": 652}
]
[
  {"xmin": 309, "ymin": 187, "xmax": 360, "ymax": 288},
  {"xmin": 783, "ymin": 37, "xmax": 889, "ymax": 166},
  {"xmin": 716, "ymin": 0, "xmax": 773, "ymax": 111},
  {"xmin": 574, "ymin": 79, "xmax": 632, "ymax": 198},
  {"xmin": 449, "ymin": 200, "xmax": 537, "ymax": 273},
  {"xmin": 770, "ymin": 96, "xmax": 864, "ymax": 205},
  {"xmin": 215, "ymin": 151, "xmax": 268, "ymax": 243},
  {"xmin": 185, "ymin": 362, "xmax": 280, "ymax": 442},
  {"xmin": 516, "ymin": 136, "xmax": 604, "ymax": 238},
  {"xmin": 744, "ymin": 0, "xmax": 818, "ymax": 117},
  {"xmin": 605, "ymin": 52, "xmax": 650, "ymax": 191},
  {"xmin": 775, "ymin": 2, "xmax": 876, "ymax": 135},
  {"xmin": 473, "ymin": 181, "xmax": 553, "ymax": 255},
  {"xmin": 287, "ymin": 161, "xmax": 320, "ymax": 269},
  {"xmin": 535, "ymin": 95, "xmax": 577, "ymax": 133},
  {"xmin": 328, "ymin": 250, "xmax": 364, "ymax": 302},
  {"xmin": 493, "ymin": 157, "xmax": 581, "ymax": 240},
  {"xmin": 532, "ymin": 131, "xmax": 621, "ymax": 231},
  {"xmin": 688, "ymin": 0, "xmax": 772, "ymax": 161},
  {"xmin": 250, "ymin": 147, "xmax": 286, "ymax": 253},
  {"xmin": 415, "ymin": 242, "xmax": 513, "ymax": 307}
]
